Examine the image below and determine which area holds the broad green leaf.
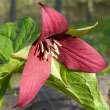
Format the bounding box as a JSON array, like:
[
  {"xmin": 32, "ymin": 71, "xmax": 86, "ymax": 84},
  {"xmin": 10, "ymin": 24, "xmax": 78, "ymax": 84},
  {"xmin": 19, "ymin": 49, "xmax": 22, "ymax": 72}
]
[
  {"xmin": 46, "ymin": 74, "xmax": 108, "ymax": 110},
  {"xmin": 0, "ymin": 58, "xmax": 25, "ymax": 80},
  {"xmin": 27, "ymin": 27, "xmax": 41, "ymax": 45},
  {"xmin": 47, "ymin": 59, "xmax": 109, "ymax": 110},
  {"xmin": 0, "ymin": 45, "xmax": 29, "ymax": 79},
  {"xmin": 0, "ymin": 74, "xmax": 12, "ymax": 110},
  {"xmin": 66, "ymin": 22, "xmax": 98, "ymax": 37},
  {"xmin": 0, "ymin": 17, "xmax": 36, "ymax": 64}
]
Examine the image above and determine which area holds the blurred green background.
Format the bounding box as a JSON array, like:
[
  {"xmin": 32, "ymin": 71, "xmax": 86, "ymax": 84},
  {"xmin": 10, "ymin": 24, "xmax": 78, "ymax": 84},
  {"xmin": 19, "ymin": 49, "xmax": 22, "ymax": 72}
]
[{"xmin": 0, "ymin": 0, "xmax": 110, "ymax": 75}]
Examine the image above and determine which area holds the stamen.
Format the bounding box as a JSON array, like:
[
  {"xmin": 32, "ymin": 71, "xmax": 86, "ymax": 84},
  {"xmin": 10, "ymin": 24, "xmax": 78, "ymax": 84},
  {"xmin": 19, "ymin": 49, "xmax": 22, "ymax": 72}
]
[
  {"xmin": 46, "ymin": 39, "xmax": 53, "ymax": 47},
  {"xmin": 51, "ymin": 51, "xmax": 58, "ymax": 58},
  {"xmin": 45, "ymin": 52, "xmax": 48, "ymax": 59},
  {"xmin": 53, "ymin": 39, "xmax": 62, "ymax": 46},
  {"xmin": 53, "ymin": 43, "xmax": 58, "ymax": 50},
  {"xmin": 40, "ymin": 42, "xmax": 44, "ymax": 53},
  {"xmin": 55, "ymin": 50, "xmax": 59, "ymax": 55},
  {"xmin": 34, "ymin": 45, "xmax": 38, "ymax": 55},
  {"xmin": 46, "ymin": 45, "xmax": 50, "ymax": 52},
  {"xmin": 49, "ymin": 38, "xmax": 54, "ymax": 44},
  {"xmin": 44, "ymin": 50, "xmax": 50, "ymax": 59},
  {"xmin": 47, "ymin": 48, "xmax": 50, "ymax": 54},
  {"xmin": 38, "ymin": 38, "xmax": 61, "ymax": 59},
  {"xmin": 51, "ymin": 48, "xmax": 59, "ymax": 55}
]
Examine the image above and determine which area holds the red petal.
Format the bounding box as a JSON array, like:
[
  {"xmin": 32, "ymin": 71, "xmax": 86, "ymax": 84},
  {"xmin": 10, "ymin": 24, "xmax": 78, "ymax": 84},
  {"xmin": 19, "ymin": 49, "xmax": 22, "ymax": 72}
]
[
  {"xmin": 15, "ymin": 45, "xmax": 51, "ymax": 107},
  {"xmin": 39, "ymin": 3, "xmax": 69, "ymax": 41},
  {"xmin": 55, "ymin": 34, "xmax": 106, "ymax": 73}
]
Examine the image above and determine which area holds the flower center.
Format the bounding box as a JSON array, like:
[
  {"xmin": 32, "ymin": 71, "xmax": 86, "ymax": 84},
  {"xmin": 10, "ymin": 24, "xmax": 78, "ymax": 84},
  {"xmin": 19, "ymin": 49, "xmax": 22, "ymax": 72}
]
[{"xmin": 38, "ymin": 38, "xmax": 62, "ymax": 59}]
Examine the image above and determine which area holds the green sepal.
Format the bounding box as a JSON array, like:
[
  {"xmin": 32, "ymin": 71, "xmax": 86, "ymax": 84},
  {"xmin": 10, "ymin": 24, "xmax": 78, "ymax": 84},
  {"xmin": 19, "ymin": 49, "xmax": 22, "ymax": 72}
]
[
  {"xmin": 12, "ymin": 46, "xmax": 31, "ymax": 60},
  {"xmin": 51, "ymin": 58, "xmax": 68, "ymax": 87},
  {"xmin": 66, "ymin": 22, "xmax": 98, "ymax": 37}
]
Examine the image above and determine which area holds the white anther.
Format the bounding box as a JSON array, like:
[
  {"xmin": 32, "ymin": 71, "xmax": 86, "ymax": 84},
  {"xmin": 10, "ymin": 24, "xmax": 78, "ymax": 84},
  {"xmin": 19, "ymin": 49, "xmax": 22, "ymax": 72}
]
[
  {"xmin": 51, "ymin": 47, "xmax": 59, "ymax": 55},
  {"xmin": 55, "ymin": 49, "xmax": 59, "ymax": 55},
  {"xmin": 44, "ymin": 50, "xmax": 47, "ymax": 59},
  {"xmin": 47, "ymin": 48, "xmax": 50, "ymax": 55},
  {"xmin": 51, "ymin": 51, "xmax": 58, "ymax": 58},
  {"xmin": 40, "ymin": 42, "xmax": 44, "ymax": 53},
  {"xmin": 53, "ymin": 39, "xmax": 62, "ymax": 46},
  {"xmin": 53, "ymin": 43, "xmax": 58, "ymax": 50},
  {"xmin": 45, "ymin": 53, "xmax": 48, "ymax": 59}
]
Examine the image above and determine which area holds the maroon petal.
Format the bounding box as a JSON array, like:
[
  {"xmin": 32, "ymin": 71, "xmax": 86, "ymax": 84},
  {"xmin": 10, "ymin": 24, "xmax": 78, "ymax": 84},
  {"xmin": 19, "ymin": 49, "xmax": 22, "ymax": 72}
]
[
  {"xmin": 15, "ymin": 45, "xmax": 51, "ymax": 107},
  {"xmin": 55, "ymin": 34, "xmax": 106, "ymax": 73},
  {"xmin": 39, "ymin": 3, "xmax": 69, "ymax": 41}
]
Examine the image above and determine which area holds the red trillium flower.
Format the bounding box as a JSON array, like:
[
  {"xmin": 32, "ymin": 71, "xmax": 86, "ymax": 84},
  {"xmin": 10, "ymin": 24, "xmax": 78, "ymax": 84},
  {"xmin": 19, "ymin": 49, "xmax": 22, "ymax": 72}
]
[{"xmin": 15, "ymin": 3, "xmax": 106, "ymax": 107}]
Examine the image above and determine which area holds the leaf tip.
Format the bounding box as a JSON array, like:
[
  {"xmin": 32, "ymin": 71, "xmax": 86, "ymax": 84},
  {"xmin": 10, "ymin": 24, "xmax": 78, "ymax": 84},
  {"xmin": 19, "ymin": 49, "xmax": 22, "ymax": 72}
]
[
  {"xmin": 94, "ymin": 21, "xmax": 98, "ymax": 27},
  {"xmin": 38, "ymin": 2, "xmax": 45, "ymax": 7}
]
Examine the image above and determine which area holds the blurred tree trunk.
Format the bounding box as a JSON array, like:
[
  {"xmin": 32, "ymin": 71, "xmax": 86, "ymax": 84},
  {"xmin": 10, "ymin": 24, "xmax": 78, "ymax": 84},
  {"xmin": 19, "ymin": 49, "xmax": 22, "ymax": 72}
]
[
  {"xmin": 10, "ymin": 0, "xmax": 16, "ymax": 22},
  {"xmin": 55, "ymin": 0, "xmax": 62, "ymax": 12},
  {"xmin": 65, "ymin": 0, "xmax": 70, "ymax": 22},
  {"xmin": 87, "ymin": 0, "xmax": 95, "ymax": 22}
]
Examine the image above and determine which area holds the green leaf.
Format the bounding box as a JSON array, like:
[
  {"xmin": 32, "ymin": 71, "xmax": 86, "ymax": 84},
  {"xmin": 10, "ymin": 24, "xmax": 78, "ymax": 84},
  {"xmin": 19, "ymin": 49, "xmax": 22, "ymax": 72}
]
[
  {"xmin": 66, "ymin": 22, "xmax": 98, "ymax": 37},
  {"xmin": 0, "ymin": 58, "xmax": 25, "ymax": 80},
  {"xmin": 0, "ymin": 74, "xmax": 12, "ymax": 110},
  {"xmin": 0, "ymin": 45, "xmax": 30, "ymax": 79},
  {"xmin": 0, "ymin": 17, "xmax": 37, "ymax": 64},
  {"xmin": 47, "ymin": 59, "xmax": 109, "ymax": 110},
  {"xmin": 27, "ymin": 27, "xmax": 41, "ymax": 45},
  {"xmin": 0, "ymin": 57, "xmax": 25, "ymax": 107}
]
